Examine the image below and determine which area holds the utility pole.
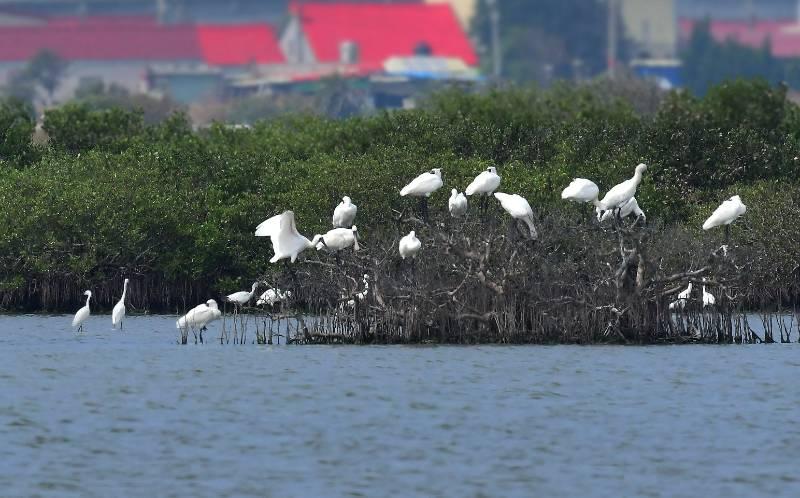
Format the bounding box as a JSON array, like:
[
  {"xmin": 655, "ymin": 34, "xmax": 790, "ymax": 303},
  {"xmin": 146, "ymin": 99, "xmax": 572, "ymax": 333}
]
[
  {"xmin": 487, "ymin": 0, "xmax": 501, "ymax": 80},
  {"xmin": 607, "ymin": 0, "xmax": 618, "ymax": 78}
]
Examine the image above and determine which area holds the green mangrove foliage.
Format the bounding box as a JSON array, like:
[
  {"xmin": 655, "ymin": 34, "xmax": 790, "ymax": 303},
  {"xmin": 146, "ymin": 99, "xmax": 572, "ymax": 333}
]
[{"xmin": 0, "ymin": 79, "xmax": 799, "ymax": 311}]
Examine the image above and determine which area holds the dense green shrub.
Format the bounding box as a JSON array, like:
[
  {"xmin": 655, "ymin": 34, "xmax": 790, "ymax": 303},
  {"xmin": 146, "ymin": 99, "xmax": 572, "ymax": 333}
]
[{"xmin": 0, "ymin": 79, "xmax": 798, "ymax": 311}]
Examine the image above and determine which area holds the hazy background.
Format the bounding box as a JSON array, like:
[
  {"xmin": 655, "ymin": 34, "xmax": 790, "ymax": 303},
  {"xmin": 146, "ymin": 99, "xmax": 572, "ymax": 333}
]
[{"xmin": 1, "ymin": 0, "xmax": 798, "ymax": 123}]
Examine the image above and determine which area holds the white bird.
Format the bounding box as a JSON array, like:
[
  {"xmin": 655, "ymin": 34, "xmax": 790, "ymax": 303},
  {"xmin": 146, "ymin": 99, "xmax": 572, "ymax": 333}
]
[
  {"xmin": 598, "ymin": 163, "xmax": 647, "ymax": 212},
  {"xmin": 400, "ymin": 168, "xmax": 443, "ymax": 197},
  {"xmin": 316, "ymin": 226, "xmax": 360, "ymax": 252},
  {"xmin": 176, "ymin": 299, "xmax": 222, "ymax": 343},
  {"xmin": 493, "ymin": 192, "xmax": 538, "ymax": 240},
  {"xmin": 702, "ymin": 285, "xmax": 716, "ymax": 307},
  {"xmin": 561, "ymin": 178, "xmax": 603, "ymax": 209},
  {"xmin": 465, "ymin": 166, "xmax": 501, "ymax": 196},
  {"xmin": 112, "ymin": 278, "xmax": 129, "ymax": 330},
  {"xmin": 448, "ymin": 189, "xmax": 468, "ymax": 217},
  {"xmin": 702, "ymin": 195, "xmax": 746, "ymax": 231},
  {"xmin": 347, "ymin": 274, "xmax": 370, "ymax": 307},
  {"xmin": 255, "ymin": 211, "xmax": 323, "ymax": 263},
  {"xmin": 332, "ymin": 196, "xmax": 357, "ymax": 228},
  {"xmin": 226, "ymin": 282, "xmax": 260, "ymax": 307},
  {"xmin": 72, "ymin": 290, "xmax": 92, "ymax": 333},
  {"xmin": 599, "ymin": 197, "xmax": 646, "ymax": 222},
  {"xmin": 669, "ymin": 282, "xmax": 693, "ymax": 310},
  {"xmin": 399, "ymin": 231, "xmax": 422, "ymax": 259},
  {"xmin": 257, "ymin": 288, "xmax": 292, "ymax": 307}
]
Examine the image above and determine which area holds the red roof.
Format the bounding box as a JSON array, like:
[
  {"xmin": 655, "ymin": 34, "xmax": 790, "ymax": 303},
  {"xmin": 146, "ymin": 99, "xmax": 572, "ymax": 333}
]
[
  {"xmin": 0, "ymin": 17, "xmax": 283, "ymax": 65},
  {"xmin": 197, "ymin": 24, "xmax": 284, "ymax": 65},
  {"xmin": 291, "ymin": 2, "xmax": 478, "ymax": 70},
  {"xmin": 680, "ymin": 18, "xmax": 800, "ymax": 58}
]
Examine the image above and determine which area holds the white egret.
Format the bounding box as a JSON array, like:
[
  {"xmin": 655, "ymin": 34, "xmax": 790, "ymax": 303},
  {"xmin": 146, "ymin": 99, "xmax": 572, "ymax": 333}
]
[
  {"xmin": 257, "ymin": 288, "xmax": 292, "ymax": 307},
  {"xmin": 255, "ymin": 211, "xmax": 323, "ymax": 263},
  {"xmin": 226, "ymin": 282, "xmax": 260, "ymax": 307},
  {"xmin": 400, "ymin": 168, "xmax": 443, "ymax": 220},
  {"xmin": 400, "ymin": 168, "xmax": 443, "ymax": 197},
  {"xmin": 176, "ymin": 299, "xmax": 222, "ymax": 343},
  {"xmin": 599, "ymin": 197, "xmax": 646, "ymax": 222},
  {"xmin": 669, "ymin": 283, "xmax": 692, "ymax": 310},
  {"xmin": 702, "ymin": 283, "xmax": 716, "ymax": 307},
  {"xmin": 493, "ymin": 192, "xmax": 538, "ymax": 240},
  {"xmin": 316, "ymin": 226, "xmax": 360, "ymax": 252},
  {"xmin": 561, "ymin": 178, "xmax": 603, "ymax": 208},
  {"xmin": 465, "ymin": 166, "xmax": 501, "ymax": 196},
  {"xmin": 72, "ymin": 290, "xmax": 92, "ymax": 333},
  {"xmin": 448, "ymin": 189, "xmax": 468, "ymax": 217},
  {"xmin": 702, "ymin": 195, "xmax": 746, "ymax": 241},
  {"xmin": 399, "ymin": 231, "xmax": 421, "ymax": 259},
  {"xmin": 111, "ymin": 278, "xmax": 129, "ymax": 330},
  {"xmin": 332, "ymin": 196, "xmax": 357, "ymax": 228},
  {"xmin": 598, "ymin": 163, "xmax": 647, "ymax": 215}
]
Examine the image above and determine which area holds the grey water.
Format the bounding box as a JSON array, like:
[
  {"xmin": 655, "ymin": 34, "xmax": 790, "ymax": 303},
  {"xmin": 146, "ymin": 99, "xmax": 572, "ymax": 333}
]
[{"xmin": 0, "ymin": 315, "xmax": 798, "ymax": 498}]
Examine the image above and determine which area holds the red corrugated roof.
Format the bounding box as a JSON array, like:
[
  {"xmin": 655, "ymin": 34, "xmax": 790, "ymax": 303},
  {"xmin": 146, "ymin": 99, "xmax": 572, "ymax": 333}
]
[
  {"xmin": 291, "ymin": 2, "xmax": 478, "ymax": 70},
  {"xmin": 680, "ymin": 18, "xmax": 800, "ymax": 58},
  {"xmin": 0, "ymin": 17, "xmax": 283, "ymax": 65},
  {"xmin": 197, "ymin": 24, "xmax": 284, "ymax": 65}
]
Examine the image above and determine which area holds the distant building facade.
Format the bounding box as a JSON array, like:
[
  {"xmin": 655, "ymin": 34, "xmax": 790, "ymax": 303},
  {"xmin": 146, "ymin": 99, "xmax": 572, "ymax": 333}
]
[{"xmin": 620, "ymin": 0, "xmax": 677, "ymax": 58}]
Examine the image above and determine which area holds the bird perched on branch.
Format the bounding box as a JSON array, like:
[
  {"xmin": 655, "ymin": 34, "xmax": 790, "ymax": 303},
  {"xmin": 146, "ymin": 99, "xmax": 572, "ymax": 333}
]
[
  {"xmin": 493, "ymin": 192, "xmax": 538, "ymax": 240},
  {"xmin": 333, "ymin": 196, "xmax": 357, "ymax": 228},
  {"xmin": 400, "ymin": 168, "xmax": 443, "ymax": 197},
  {"xmin": 316, "ymin": 226, "xmax": 360, "ymax": 252},
  {"xmin": 669, "ymin": 283, "xmax": 692, "ymax": 310},
  {"xmin": 226, "ymin": 282, "xmax": 260, "ymax": 307},
  {"xmin": 561, "ymin": 178, "xmax": 603, "ymax": 208},
  {"xmin": 257, "ymin": 288, "xmax": 292, "ymax": 307},
  {"xmin": 448, "ymin": 189, "xmax": 468, "ymax": 217},
  {"xmin": 465, "ymin": 166, "xmax": 501, "ymax": 197},
  {"xmin": 598, "ymin": 163, "xmax": 647, "ymax": 215},
  {"xmin": 255, "ymin": 211, "xmax": 323, "ymax": 263},
  {"xmin": 599, "ymin": 197, "xmax": 646, "ymax": 222},
  {"xmin": 399, "ymin": 231, "xmax": 421, "ymax": 259},
  {"xmin": 703, "ymin": 195, "xmax": 746, "ymax": 231}
]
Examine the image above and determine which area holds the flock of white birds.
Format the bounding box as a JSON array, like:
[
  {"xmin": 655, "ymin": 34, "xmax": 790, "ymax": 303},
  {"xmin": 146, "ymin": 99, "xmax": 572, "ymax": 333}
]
[{"xmin": 70, "ymin": 163, "xmax": 747, "ymax": 334}]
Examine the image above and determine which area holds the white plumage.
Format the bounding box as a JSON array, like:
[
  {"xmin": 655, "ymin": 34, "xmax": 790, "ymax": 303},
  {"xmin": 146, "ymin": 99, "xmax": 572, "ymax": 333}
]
[
  {"xmin": 465, "ymin": 167, "xmax": 501, "ymax": 196},
  {"xmin": 316, "ymin": 226, "xmax": 359, "ymax": 252},
  {"xmin": 561, "ymin": 178, "xmax": 602, "ymax": 207},
  {"xmin": 226, "ymin": 282, "xmax": 260, "ymax": 306},
  {"xmin": 702, "ymin": 195, "xmax": 746, "ymax": 230},
  {"xmin": 332, "ymin": 196, "xmax": 357, "ymax": 228},
  {"xmin": 111, "ymin": 278, "xmax": 128, "ymax": 330},
  {"xmin": 399, "ymin": 231, "xmax": 421, "ymax": 259},
  {"xmin": 702, "ymin": 286, "xmax": 716, "ymax": 307},
  {"xmin": 493, "ymin": 192, "xmax": 538, "ymax": 240},
  {"xmin": 669, "ymin": 283, "xmax": 692, "ymax": 310},
  {"xmin": 400, "ymin": 168, "xmax": 443, "ymax": 197},
  {"xmin": 599, "ymin": 197, "xmax": 646, "ymax": 222},
  {"xmin": 448, "ymin": 189, "xmax": 468, "ymax": 217},
  {"xmin": 257, "ymin": 288, "xmax": 292, "ymax": 307},
  {"xmin": 598, "ymin": 163, "xmax": 647, "ymax": 210},
  {"xmin": 72, "ymin": 290, "xmax": 92, "ymax": 332},
  {"xmin": 255, "ymin": 211, "xmax": 323, "ymax": 263},
  {"xmin": 176, "ymin": 299, "xmax": 222, "ymax": 331}
]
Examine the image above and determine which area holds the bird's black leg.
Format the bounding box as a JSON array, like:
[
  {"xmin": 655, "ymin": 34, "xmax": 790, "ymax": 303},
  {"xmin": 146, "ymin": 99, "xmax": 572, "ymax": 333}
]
[
  {"xmin": 420, "ymin": 197, "xmax": 429, "ymax": 223},
  {"xmin": 725, "ymin": 224, "xmax": 731, "ymax": 246},
  {"xmin": 200, "ymin": 326, "xmax": 206, "ymax": 344},
  {"xmin": 193, "ymin": 329, "xmax": 198, "ymax": 344}
]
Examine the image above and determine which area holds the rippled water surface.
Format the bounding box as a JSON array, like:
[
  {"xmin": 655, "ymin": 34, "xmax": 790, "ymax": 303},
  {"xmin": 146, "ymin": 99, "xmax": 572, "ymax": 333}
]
[{"xmin": 1, "ymin": 314, "xmax": 799, "ymax": 497}]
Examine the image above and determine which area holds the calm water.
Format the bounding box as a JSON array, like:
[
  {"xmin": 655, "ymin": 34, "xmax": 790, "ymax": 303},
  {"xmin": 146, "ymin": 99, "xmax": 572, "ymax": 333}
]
[{"xmin": 0, "ymin": 314, "xmax": 798, "ymax": 498}]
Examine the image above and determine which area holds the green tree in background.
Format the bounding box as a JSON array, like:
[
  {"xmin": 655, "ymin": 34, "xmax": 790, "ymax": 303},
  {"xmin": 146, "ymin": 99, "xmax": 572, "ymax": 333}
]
[
  {"xmin": 681, "ymin": 19, "xmax": 800, "ymax": 95},
  {"xmin": 472, "ymin": 0, "xmax": 628, "ymax": 83}
]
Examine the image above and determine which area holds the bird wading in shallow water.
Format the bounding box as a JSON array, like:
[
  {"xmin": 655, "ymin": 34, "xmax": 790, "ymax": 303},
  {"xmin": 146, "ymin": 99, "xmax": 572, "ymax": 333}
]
[
  {"xmin": 112, "ymin": 278, "xmax": 129, "ymax": 330},
  {"xmin": 176, "ymin": 299, "xmax": 222, "ymax": 344},
  {"xmin": 72, "ymin": 290, "xmax": 92, "ymax": 333}
]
